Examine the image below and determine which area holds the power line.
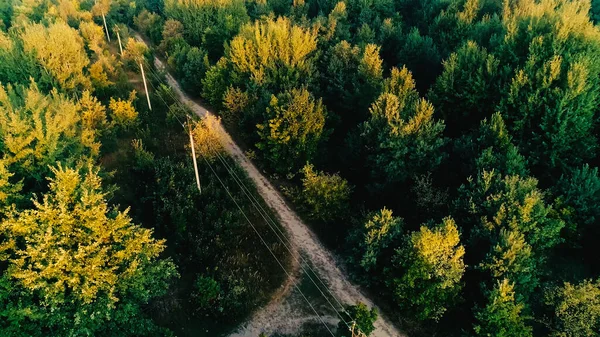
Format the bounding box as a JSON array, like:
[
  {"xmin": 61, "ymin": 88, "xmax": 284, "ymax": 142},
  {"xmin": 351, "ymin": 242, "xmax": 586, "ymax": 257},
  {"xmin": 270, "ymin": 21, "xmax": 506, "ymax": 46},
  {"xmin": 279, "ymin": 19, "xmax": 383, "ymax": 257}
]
[
  {"xmin": 200, "ymin": 153, "xmax": 336, "ymax": 337},
  {"xmin": 129, "ymin": 47, "xmax": 364, "ymax": 336}
]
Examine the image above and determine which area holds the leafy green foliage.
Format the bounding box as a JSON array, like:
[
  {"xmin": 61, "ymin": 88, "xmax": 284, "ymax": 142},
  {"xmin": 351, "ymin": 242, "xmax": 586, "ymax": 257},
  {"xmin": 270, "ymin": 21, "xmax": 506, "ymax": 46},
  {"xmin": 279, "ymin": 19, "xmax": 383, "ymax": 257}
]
[
  {"xmin": 0, "ymin": 165, "xmax": 177, "ymax": 336},
  {"xmin": 456, "ymin": 170, "xmax": 564, "ymax": 296},
  {"xmin": 361, "ymin": 67, "xmax": 446, "ymax": 192},
  {"xmin": 257, "ymin": 88, "xmax": 327, "ymax": 174},
  {"xmin": 350, "ymin": 208, "xmax": 403, "ymax": 273},
  {"xmin": 164, "ymin": 0, "xmax": 249, "ymax": 60},
  {"xmin": 429, "ymin": 41, "xmax": 500, "ymax": 135},
  {"xmin": 391, "ymin": 217, "xmax": 465, "ymax": 321},
  {"xmin": 337, "ymin": 302, "xmax": 378, "ymax": 337},
  {"xmin": 300, "ymin": 163, "xmax": 352, "ymax": 223},
  {"xmin": 545, "ymin": 279, "xmax": 600, "ymax": 337},
  {"xmin": 474, "ymin": 279, "xmax": 532, "ymax": 337}
]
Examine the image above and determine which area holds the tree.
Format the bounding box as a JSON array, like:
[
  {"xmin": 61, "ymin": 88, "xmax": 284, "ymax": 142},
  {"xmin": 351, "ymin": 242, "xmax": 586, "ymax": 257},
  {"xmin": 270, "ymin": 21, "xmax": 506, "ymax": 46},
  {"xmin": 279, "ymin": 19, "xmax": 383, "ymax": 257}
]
[
  {"xmin": 555, "ymin": 164, "xmax": 600, "ymax": 240},
  {"xmin": 191, "ymin": 114, "xmax": 226, "ymax": 161},
  {"xmin": 256, "ymin": 88, "xmax": 327, "ymax": 174},
  {"xmin": 0, "ymin": 81, "xmax": 100, "ymax": 186},
  {"xmin": 454, "ymin": 112, "xmax": 528, "ymax": 180},
  {"xmin": 79, "ymin": 21, "xmax": 106, "ymax": 56},
  {"xmin": 321, "ymin": 41, "xmax": 383, "ymax": 128},
  {"xmin": 109, "ymin": 90, "xmax": 139, "ymax": 128},
  {"xmin": 337, "ymin": 302, "xmax": 378, "ymax": 337},
  {"xmin": 474, "ymin": 279, "xmax": 533, "ymax": 337},
  {"xmin": 20, "ymin": 21, "xmax": 91, "ymax": 90},
  {"xmin": 391, "ymin": 217, "xmax": 465, "ymax": 321},
  {"xmin": 428, "ymin": 40, "xmax": 500, "ymax": 136},
  {"xmin": 123, "ymin": 37, "xmax": 149, "ymax": 68},
  {"xmin": 350, "ymin": 208, "xmax": 403, "ymax": 273},
  {"xmin": 397, "ymin": 27, "xmax": 442, "ymax": 92},
  {"xmin": 0, "ymin": 160, "xmax": 21, "ymax": 212},
  {"xmin": 300, "ymin": 163, "xmax": 352, "ymax": 223},
  {"xmin": 202, "ymin": 16, "xmax": 319, "ymax": 106},
  {"xmin": 456, "ymin": 170, "xmax": 564, "ymax": 296},
  {"xmin": 361, "ymin": 67, "xmax": 445, "ymax": 193},
  {"xmin": 497, "ymin": 0, "xmax": 600, "ymax": 176},
  {"xmin": 0, "ymin": 165, "xmax": 177, "ymax": 336},
  {"xmin": 158, "ymin": 18, "xmax": 183, "ymax": 54},
  {"xmin": 0, "ymin": 30, "xmax": 42, "ymax": 88},
  {"xmin": 164, "ymin": 0, "xmax": 249, "ymax": 60},
  {"xmin": 134, "ymin": 9, "xmax": 164, "ymax": 44},
  {"xmin": 545, "ymin": 279, "xmax": 600, "ymax": 337}
]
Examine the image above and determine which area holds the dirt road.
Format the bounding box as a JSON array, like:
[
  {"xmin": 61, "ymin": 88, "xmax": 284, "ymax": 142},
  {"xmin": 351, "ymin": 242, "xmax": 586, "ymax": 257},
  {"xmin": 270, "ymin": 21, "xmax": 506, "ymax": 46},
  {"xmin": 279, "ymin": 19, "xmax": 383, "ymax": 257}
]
[{"xmin": 141, "ymin": 37, "xmax": 403, "ymax": 337}]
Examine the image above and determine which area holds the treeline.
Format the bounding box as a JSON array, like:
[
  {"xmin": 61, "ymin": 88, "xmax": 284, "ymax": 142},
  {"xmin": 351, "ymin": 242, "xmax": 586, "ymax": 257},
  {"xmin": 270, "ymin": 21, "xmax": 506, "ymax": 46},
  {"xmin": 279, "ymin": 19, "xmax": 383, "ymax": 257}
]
[
  {"xmin": 0, "ymin": 1, "xmax": 289, "ymax": 336},
  {"xmin": 127, "ymin": 0, "xmax": 600, "ymax": 336}
]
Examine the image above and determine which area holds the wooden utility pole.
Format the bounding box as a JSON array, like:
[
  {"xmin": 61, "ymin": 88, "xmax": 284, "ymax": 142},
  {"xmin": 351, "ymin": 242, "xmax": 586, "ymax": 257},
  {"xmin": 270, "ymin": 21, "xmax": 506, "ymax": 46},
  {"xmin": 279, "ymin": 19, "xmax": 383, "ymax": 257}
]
[
  {"xmin": 350, "ymin": 322, "xmax": 367, "ymax": 337},
  {"xmin": 139, "ymin": 62, "xmax": 152, "ymax": 111},
  {"xmin": 115, "ymin": 26, "xmax": 123, "ymax": 55},
  {"xmin": 102, "ymin": 12, "xmax": 110, "ymax": 42},
  {"xmin": 188, "ymin": 120, "xmax": 202, "ymax": 193}
]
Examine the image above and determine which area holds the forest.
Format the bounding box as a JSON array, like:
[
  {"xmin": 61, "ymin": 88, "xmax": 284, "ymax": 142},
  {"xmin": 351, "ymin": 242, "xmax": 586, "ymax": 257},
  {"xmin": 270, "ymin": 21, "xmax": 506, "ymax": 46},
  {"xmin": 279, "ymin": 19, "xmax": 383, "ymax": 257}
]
[{"xmin": 2, "ymin": 0, "xmax": 600, "ymax": 336}]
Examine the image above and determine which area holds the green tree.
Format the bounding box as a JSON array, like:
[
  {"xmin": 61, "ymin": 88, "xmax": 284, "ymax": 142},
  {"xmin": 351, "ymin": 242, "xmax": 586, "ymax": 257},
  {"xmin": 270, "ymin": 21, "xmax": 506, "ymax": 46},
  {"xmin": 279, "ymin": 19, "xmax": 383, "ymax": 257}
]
[
  {"xmin": 498, "ymin": 0, "xmax": 599, "ymax": 176},
  {"xmin": 456, "ymin": 170, "xmax": 564, "ymax": 296},
  {"xmin": 321, "ymin": 41, "xmax": 383, "ymax": 127},
  {"xmin": 397, "ymin": 27, "xmax": 442, "ymax": 92},
  {"xmin": 134, "ymin": 9, "xmax": 164, "ymax": 44},
  {"xmin": 474, "ymin": 279, "xmax": 533, "ymax": 337},
  {"xmin": 545, "ymin": 279, "xmax": 600, "ymax": 337},
  {"xmin": 158, "ymin": 18, "xmax": 184, "ymax": 54},
  {"xmin": 337, "ymin": 302, "xmax": 378, "ymax": 337},
  {"xmin": 391, "ymin": 217, "xmax": 465, "ymax": 321},
  {"xmin": 0, "ymin": 165, "xmax": 177, "ymax": 336},
  {"xmin": 555, "ymin": 164, "xmax": 600, "ymax": 240},
  {"xmin": 350, "ymin": 208, "xmax": 403, "ymax": 273},
  {"xmin": 256, "ymin": 88, "xmax": 327, "ymax": 174},
  {"xmin": 429, "ymin": 40, "xmax": 500, "ymax": 136},
  {"xmin": 455, "ymin": 112, "xmax": 528, "ymax": 180},
  {"xmin": 164, "ymin": 0, "xmax": 249, "ymax": 60},
  {"xmin": 361, "ymin": 67, "xmax": 445, "ymax": 193},
  {"xmin": 300, "ymin": 163, "xmax": 352, "ymax": 223},
  {"xmin": 202, "ymin": 16, "xmax": 319, "ymax": 107}
]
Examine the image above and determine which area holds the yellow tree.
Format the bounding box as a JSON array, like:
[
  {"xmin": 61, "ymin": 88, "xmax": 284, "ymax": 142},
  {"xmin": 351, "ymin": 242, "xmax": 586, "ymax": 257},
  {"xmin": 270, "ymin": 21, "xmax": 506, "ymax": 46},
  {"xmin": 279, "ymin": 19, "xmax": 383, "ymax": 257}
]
[
  {"xmin": 21, "ymin": 21, "xmax": 90, "ymax": 90},
  {"xmin": 0, "ymin": 81, "xmax": 100, "ymax": 185},
  {"xmin": 109, "ymin": 90, "xmax": 139, "ymax": 128},
  {"xmin": 0, "ymin": 164, "xmax": 177, "ymax": 336},
  {"xmin": 392, "ymin": 217, "xmax": 465, "ymax": 321}
]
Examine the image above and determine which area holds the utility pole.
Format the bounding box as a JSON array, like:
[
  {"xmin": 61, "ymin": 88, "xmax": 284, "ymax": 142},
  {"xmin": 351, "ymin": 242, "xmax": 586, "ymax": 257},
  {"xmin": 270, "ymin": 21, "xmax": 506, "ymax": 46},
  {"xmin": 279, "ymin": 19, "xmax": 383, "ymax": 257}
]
[
  {"xmin": 188, "ymin": 119, "xmax": 202, "ymax": 193},
  {"xmin": 95, "ymin": 0, "xmax": 110, "ymax": 42},
  {"xmin": 115, "ymin": 25, "xmax": 123, "ymax": 55},
  {"xmin": 350, "ymin": 322, "xmax": 367, "ymax": 337},
  {"xmin": 102, "ymin": 12, "xmax": 110, "ymax": 42},
  {"xmin": 139, "ymin": 61, "xmax": 152, "ymax": 111}
]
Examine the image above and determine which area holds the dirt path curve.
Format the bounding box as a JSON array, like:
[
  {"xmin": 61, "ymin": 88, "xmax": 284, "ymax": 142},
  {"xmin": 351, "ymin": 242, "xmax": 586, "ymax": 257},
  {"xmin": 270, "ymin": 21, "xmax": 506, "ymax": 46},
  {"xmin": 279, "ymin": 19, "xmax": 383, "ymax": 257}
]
[{"xmin": 140, "ymin": 35, "xmax": 403, "ymax": 337}]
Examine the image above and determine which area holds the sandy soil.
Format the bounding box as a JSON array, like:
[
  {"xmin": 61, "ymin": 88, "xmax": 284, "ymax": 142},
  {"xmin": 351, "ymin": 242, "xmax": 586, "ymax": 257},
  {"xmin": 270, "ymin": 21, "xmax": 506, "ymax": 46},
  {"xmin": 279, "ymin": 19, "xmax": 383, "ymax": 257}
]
[{"xmin": 139, "ymin": 34, "xmax": 404, "ymax": 337}]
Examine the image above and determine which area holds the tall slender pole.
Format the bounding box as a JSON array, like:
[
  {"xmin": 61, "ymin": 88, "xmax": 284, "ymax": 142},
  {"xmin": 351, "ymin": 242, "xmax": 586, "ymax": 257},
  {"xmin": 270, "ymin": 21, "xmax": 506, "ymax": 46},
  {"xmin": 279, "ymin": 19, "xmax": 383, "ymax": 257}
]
[
  {"xmin": 102, "ymin": 12, "xmax": 110, "ymax": 42},
  {"xmin": 188, "ymin": 121, "xmax": 202, "ymax": 193},
  {"xmin": 116, "ymin": 27, "xmax": 123, "ymax": 55},
  {"xmin": 139, "ymin": 62, "xmax": 152, "ymax": 111}
]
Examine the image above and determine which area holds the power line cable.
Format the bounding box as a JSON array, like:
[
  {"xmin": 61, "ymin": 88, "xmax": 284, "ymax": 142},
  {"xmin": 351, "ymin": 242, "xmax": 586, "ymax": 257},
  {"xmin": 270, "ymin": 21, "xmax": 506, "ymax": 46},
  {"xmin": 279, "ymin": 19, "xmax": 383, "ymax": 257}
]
[{"xmin": 130, "ymin": 47, "xmax": 362, "ymax": 336}]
